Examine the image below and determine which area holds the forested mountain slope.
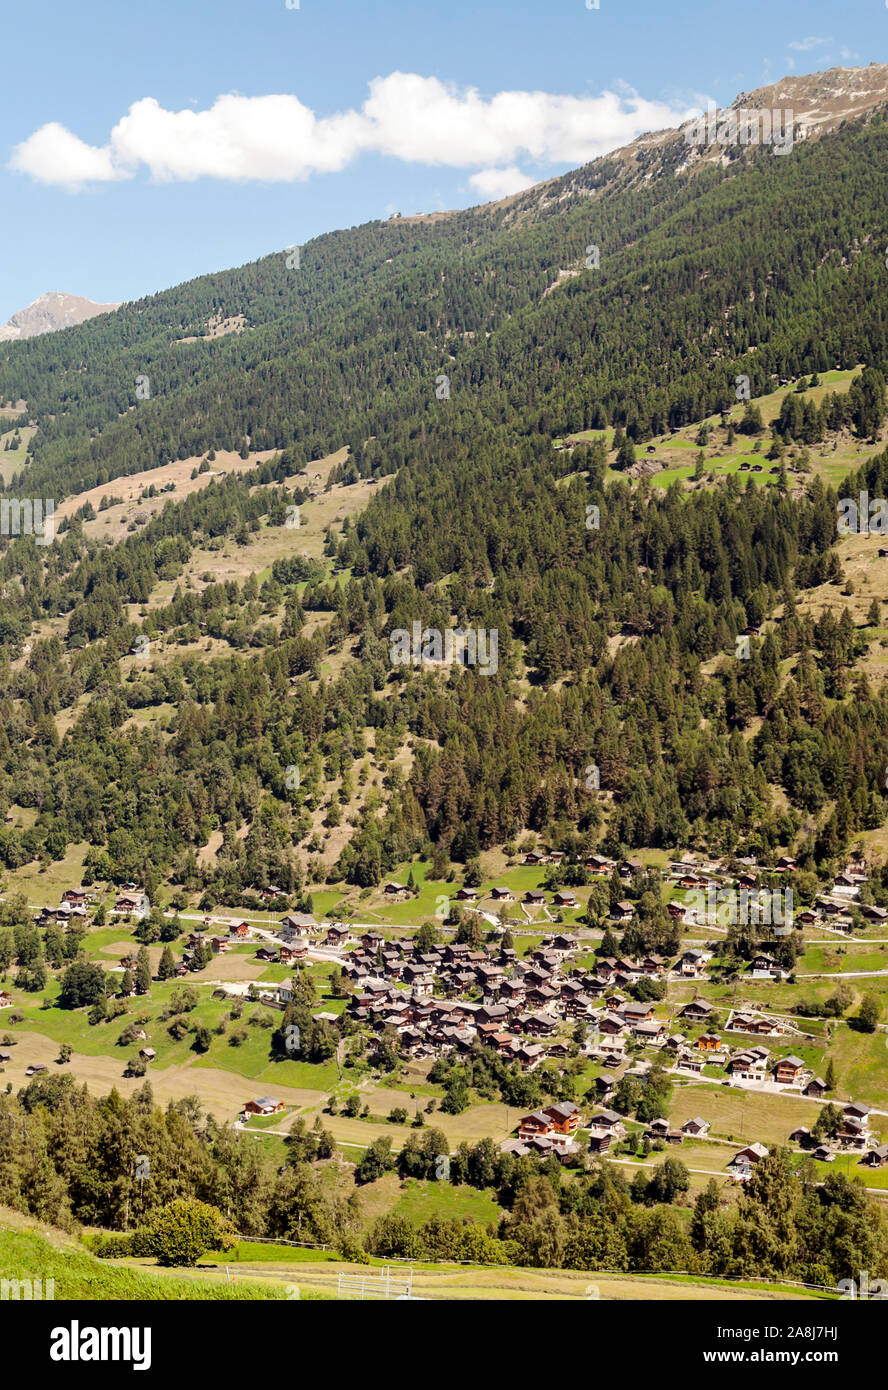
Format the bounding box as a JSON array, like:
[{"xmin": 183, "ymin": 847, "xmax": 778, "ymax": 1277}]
[{"xmin": 0, "ymin": 70, "xmax": 887, "ymax": 899}]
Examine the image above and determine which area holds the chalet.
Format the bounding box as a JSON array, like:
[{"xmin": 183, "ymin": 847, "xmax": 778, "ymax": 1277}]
[
  {"xmin": 545, "ymin": 933, "xmax": 578, "ymax": 958},
  {"xmin": 115, "ymin": 895, "xmax": 140, "ymax": 913},
  {"xmin": 640, "ymin": 954, "xmax": 666, "ymax": 976},
  {"xmin": 645, "ymin": 1118, "xmax": 683, "ymax": 1145},
  {"xmin": 0, "ymin": 991, "xmax": 12, "ymax": 1009},
  {"xmin": 280, "ymin": 944, "xmax": 307, "ymax": 963},
  {"xmin": 678, "ymin": 950, "xmax": 710, "ymax": 977},
  {"xmin": 523, "ymin": 852, "xmax": 547, "ymax": 866},
  {"xmin": 831, "ymin": 873, "xmax": 858, "ymax": 898},
  {"xmin": 678, "ymin": 874, "xmax": 705, "ymax": 891},
  {"xmin": 443, "ymin": 942, "xmax": 471, "ymax": 964},
  {"xmin": 261, "ymin": 885, "xmax": 284, "ymax": 902},
  {"xmin": 476, "ymin": 964, "xmax": 506, "ymax": 991},
  {"xmin": 255, "ymin": 947, "xmax": 279, "ymax": 963},
  {"xmin": 804, "ymin": 1076, "xmax": 828, "ymax": 1100},
  {"xmin": 521, "ymin": 1012, "xmax": 559, "ymax": 1038},
  {"xmin": 635, "ymin": 1020, "xmax": 666, "ymax": 1045},
  {"xmin": 681, "ymin": 1117, "xmax": 711, "ymax": 1138},
  {"xmin": 728, "ymin": 1048, "xmax": 770, "ymax": 1081},
  {"xmin": 399, "ymin": 1028, "xmax": 425, "ymax": 1056},
  {"xmin": 403, "ymin": 962, "xmax": 433, "ymax": 985},
  {"xmin": 552, "ymin": 891, "xmax": 577, "ymax": 908},
  {"xmin": 361, "ymin": 932, "xmax": 384, "ymax": 952},
  {"xmin": 844, "ymin": 1102, "xmax": 871, "ymax": 1127},
  {"xmin": 789, "ymin": 1126, "xmax": 811, "ymax": 1146},
  {"xmin": 587, "ymin": 1126, "xmax": 613, "ymax": 1154},
  {"xmin": 25, "ymin": 1065, "xmax": 47, "ymax": 1076},
  {"xmin": 726, "ymin": 1010, "xmax": 785, "ymax": 1037},
  {"xmin": 612, "ymin": 901, "xmax": 634, "ymax": 925},
  {"xmin": 490, "ymin": 887, "xmax": 513, "ymax": 901},
  {"xmin": 211, "ymin": 936, "xmax": 231, "ymax": 954},
  {"xmin": 591, "ymin": 1109, "xmax": 626, "ymax": 1136},
  {"xmin": 837, "ymin": 1118, "xmax": 869, "ymax": 1150},
  {"xmin": 592, "ymin": 1073, "xmax": 616, "ymax": 1101},
  {"xmin": 280, "ymin": 914, "xmax": 316, "ymax": 940},
  {"xmin": 545, "ymin": 1101, "xmax": 581, "ymax": 1135},
  {"xmin": 730, "ymin": 1142, "xmax": 768, "ymax": 1177},
  {"xmin": 750, "ymin": 953, "xmax": 776, "ymax": 974},
  {"xmin": 139, "ymin": 1047, "xmax": 156, "ymax": 1062},
  {"xmin": 678, "ymin": 1051, "xmax": 705, "ymax": 1073},
  {"xmin": 229, "ymin": 922, "xmax": 251, "ymax": 940},
  {"xmin": 61, "ymin": 890, "xmax": 89, "ymax": 907},
  {"xmin": 622, "ymin": 1001, "xmax": 655, "ymax": 1024},
  {"xmin": 326, "ymin": 925, "xmax": 350, "ymax": 949},
  {"xmin": 861, "ymin": 1145, "xmax": 888, "ymax": 1168},
  {"xmin": 500, "ymin": 980, "xmax": 526, "ymax": 1004},
  {"xmin": 243, "ymin": 1097, "xmax": 285, "ymax": 1117},
  {"xmin": 515, "ymin": 1042, "xmax": 546, "ymax": 1071},
  {"xmin": 812, "ymin": 1145, "xmax": 835, "ymax": 1163},
  {"xmin": 523, "ymin": 890, "xmax": 546, "ymax": 905},
  {"xmin": 383, "ymin": 882, "xmax": 407, "ymax": 898},
  {"xmin": 666, "ymin": 901, "xmax": 687, "ymax": 920},
  {"xmin": 598, "ymin": 1012, "xmax": 626, "ymax": 1036},
  {"xmin": 682, "ymin": 1000, "xmax": 715, "ymax": 1024},
  {"xmin": 455, "ymin": 887, "xmax": 479, "ymax": 902},
  {"xmin": 476, "ymin": 1003, "xmax": 510, "ymax": 1028},
  {"xmin": 774, "ymin": 1055, "xmax": 806, "ymax": 1085},
  {"xmin": 585, "ymin": 855, "xmax": 614, "ymax": 876},
  {"xmin": 817, "ymin": 899, "xmax": 846, "ymax": 917},
  {"xmin": 775, "ymin": 856, "xmax": 796, "ymax": 872},
  {"xmin": 696, "ymin": 1033, "xmax": 721, "ymax": 1051},
  {"xmin": 518, "ymin": 1109, "xmax": 553, "ymax": 1141}
]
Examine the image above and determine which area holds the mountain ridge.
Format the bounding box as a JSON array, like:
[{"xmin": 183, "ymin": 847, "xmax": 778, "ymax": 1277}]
[{"xmin": 0, "ymin": 290, "xmax": 120, "ymax": 342}]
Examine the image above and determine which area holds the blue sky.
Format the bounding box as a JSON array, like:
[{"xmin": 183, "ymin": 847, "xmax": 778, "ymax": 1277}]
[{"xmin": 0, "ymin": 0, "xmax": 883, "ymax": 323}]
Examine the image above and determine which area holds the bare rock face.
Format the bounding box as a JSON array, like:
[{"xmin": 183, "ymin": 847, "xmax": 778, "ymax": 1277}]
[{"xmin": 0, "ymin": 291, "xmax": 120, "ymax": 342}]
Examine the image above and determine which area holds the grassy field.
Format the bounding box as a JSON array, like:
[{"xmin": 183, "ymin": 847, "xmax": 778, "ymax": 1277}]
[
  {"xmin": 180, "ymin": 1252, "xmax": 827, "ymax": 1301},
  {"xmin": 0, "ymin": 1210, "xmax": 299, "ymax": 1300}
]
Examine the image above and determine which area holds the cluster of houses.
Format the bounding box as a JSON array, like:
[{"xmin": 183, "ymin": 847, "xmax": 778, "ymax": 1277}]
[
  {"xmin": 315, "ymin": 930, "xmax": 722, "ymax": 1069},
  {"xmin": 785, "ymin": 1102, "xmax": 880, "ymax": 1165},
  {"xmin": 33, "ymin": 885, "xmax": 150, "ymax": 927},
  {"xmin": 34, "ymin": 888, "xmax": 94, "ymax": 925},
  {"xmin": 505, "ymin": 1100, "xmax": 716, "ymax": 1164}
]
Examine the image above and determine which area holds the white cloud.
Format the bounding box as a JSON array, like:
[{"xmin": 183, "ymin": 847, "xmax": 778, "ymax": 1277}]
[
  {"xmin": 468, "ymin": 166, "xmax": 536, "ymax": 200},
  {"xmin": 8, "ymin": 73, "xmax": 696, "ymax": 191},
  {"xmin": 788, "ymin": 36, "xmax": 830, "ymax": 51},
  {"xmin": 8, "ymin": 122, "xmax": 120, "ymax": 189}
]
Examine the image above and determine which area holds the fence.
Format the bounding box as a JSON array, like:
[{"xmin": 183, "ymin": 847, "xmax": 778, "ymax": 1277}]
[{"xmin": 337, "ymin": 1265, "xmax": 414, "ymax": 1300}]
